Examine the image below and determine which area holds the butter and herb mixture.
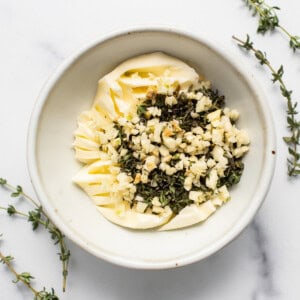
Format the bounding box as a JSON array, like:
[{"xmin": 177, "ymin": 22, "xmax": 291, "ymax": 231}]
[{"xmin": 73, "ymin": 52, "xmax": 250, "ymax": 230}]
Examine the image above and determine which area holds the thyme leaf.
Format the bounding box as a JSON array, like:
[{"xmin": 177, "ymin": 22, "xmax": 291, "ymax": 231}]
[{"xmin": 7, "ymin": 205, "xmax": 17, "ymax": 216}]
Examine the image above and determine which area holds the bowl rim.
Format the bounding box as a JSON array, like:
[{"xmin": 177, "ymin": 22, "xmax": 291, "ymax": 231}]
[{"xmin": 27, "ymin": 26, "xmax": 276, "ymax": 269}]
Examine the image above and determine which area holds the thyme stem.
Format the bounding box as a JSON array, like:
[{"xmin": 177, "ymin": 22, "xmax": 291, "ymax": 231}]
[
  {"xmin": 233, "ymin": 35, "xmax": 300, "ymax": 176},
  {"xmin": 0, "ymin": 251, "xmax": 39, "ymax": 295},
  {"xmin": 2, "ymin": 182, "xmax": 39, "ymax": 208},
  {"xmin": 0, "ymin": 206, "xmax": 27, "ymax": 217},
  {"xmin": 278, "ymin": 25, "xmax": 293, "ymax": 40},
  {"xmin": 0, "ymin": 248, "xmax": 59, "ymax": 299}
]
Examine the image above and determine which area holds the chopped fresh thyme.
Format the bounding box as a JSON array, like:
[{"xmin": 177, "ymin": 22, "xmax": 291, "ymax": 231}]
[
  {"xmin": 137, "ymin": 88, "xmax": 225, "ymax": 131},
  {"xmin": 135, "ymin": 169, "xmax": 193, "ymax": 214},
  {"xmin": 218, "ymin": 158, "xmax": 244, "ymax": 187}
]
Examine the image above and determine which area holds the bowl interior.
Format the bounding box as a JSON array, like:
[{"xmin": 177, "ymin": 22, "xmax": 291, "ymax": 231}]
[{"xmin": 31, "ymin": 30, "xmax": 274, "ymax": 268}]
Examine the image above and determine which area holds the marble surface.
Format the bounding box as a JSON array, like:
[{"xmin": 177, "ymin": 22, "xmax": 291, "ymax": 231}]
[{"xmin": 0, "ymin": 0, "xmax": 299, "ymax": 299}]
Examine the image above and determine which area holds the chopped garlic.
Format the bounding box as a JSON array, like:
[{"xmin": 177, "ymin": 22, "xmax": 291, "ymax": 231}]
[
  {"xmin": 152, "ymin": 206, "xmax": 165, "ymax": 214},
  {"xmin": 165, "ymin": 166, "xmax": 177, "ymax": 175},
  {"xmin": 207, "ymin": 158, "xmax": 216, "ymax": 168},
  {"xmin": 165, "ymin": 95, "xmax": 177, "ymax": 106},
  {"xmin": 190, "ymin": 159, "xmax": 207, "ymax": 176},
  {"xmin": 212, "ymin": 129, "xmax": 224, "ymax": 145},
  {"xmin": 140, "ymin": 173, "xmax": 148, "ymax": 183},
  {"xmin": 212, "ymin": 197, "xmax": 223, "ymax": 206},
  {"xmin": 189, "ymin": 190, "xmax": 203, "ymax": 202},
  {"xmin": 206, "ymin": 169, "xmax": 218, "ymax": 190},
  {"xmin": 236, "ymin": 130, "xmax": 250, "ymax": 147},
  {"xmin": 136, "ymin": 202, "xmax": 148, "ymax": 213},
  {"xmin": 152, "ymin": 197, "xmax": 161, "ymax": 207},
  {"xmin": 184, "ymin": 176, "xmax": 193, "ymax": 191},
  {"xmin": 144, "ymin": 155, "xmax": 158, "ymax": 172},
  {"xmin": 135, "ymin": 195, "xmax": 144, "ymax": 202},
  {"xmin": 218, "ymin": 185, "xmax": 230, "ymax": 202},
  {"xmin": 191, "ymin": 112, "xmax": 200, "ymax": 118},
  {"xmin": 196, "ymin": 96, "xmax": 212, "ymax": 112},
  {"xmin": 159, "ymin": 145, "xmax": 169, "ymax": 157},
  {"xmin": 229, "ymin": 109, "xmax": 240, "ymax": 121},
  {"xmin": 212, "ymin": 146, "xmax": 224, "ymax": 162},
  {"xmin": 233, "ymin": 146, "xmax": 249, "ymax": 158},
  {"xmin": 192, "ymin": 127, "xmax": 204, "ymax": 135},
  {"xmin": 207, "ymin": 109, "xmax": 221, "ymax": 122},
  {"xmin": 163, "ymin": 137, "xmax": 177, "ymax": 152},
  {"xmin": 153, "ymin": 123, "xmax": 164, "ymax": 143},
  {"xmin": 147, "ymin": 107, "xmax": 161, "ymax": 117}
]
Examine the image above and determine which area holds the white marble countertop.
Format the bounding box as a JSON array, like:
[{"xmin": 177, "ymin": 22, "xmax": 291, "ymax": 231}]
[{"xmin": 0, "ymin": 0, "xmax": 299, "ymax": 299}]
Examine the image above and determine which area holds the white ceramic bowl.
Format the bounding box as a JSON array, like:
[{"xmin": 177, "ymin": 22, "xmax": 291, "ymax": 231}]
[{"xmin": 27, "ymin": 28, "xmax": 276, "ymax": 269}]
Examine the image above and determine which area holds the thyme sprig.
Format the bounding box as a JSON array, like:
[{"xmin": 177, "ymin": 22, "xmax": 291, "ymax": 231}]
[
  {"xmin": 244, "ymin": 0, "xmax": 300, "ymax": 51},
  {"xmin": 233, "ymin": 35, "xmax": 300, "ymax": 176},
  {"xmin": 0, "ymin": 249, "xmax": 59, "ymax": 299},
  {"xmin": 0, "ymin": 178, "xmax": 70, "ymax": 291}
]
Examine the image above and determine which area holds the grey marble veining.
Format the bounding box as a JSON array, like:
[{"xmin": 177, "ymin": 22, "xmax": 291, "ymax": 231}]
[
  {"xmin": 37, "ymin": 41, "xmax": 65, "ymax": 63},
  {"xmin": 250, "ymin": 218, "xmax": 278, "ymax": 300}
]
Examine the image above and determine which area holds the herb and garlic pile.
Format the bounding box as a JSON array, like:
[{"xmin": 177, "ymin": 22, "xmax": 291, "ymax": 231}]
[
  {"xmin": 112, "ymin": 85, "xmax": 249, "ymax": 215},
  {"xmin": 73, "ymin": 52, "xmax": 250, "ymax": 230}
]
